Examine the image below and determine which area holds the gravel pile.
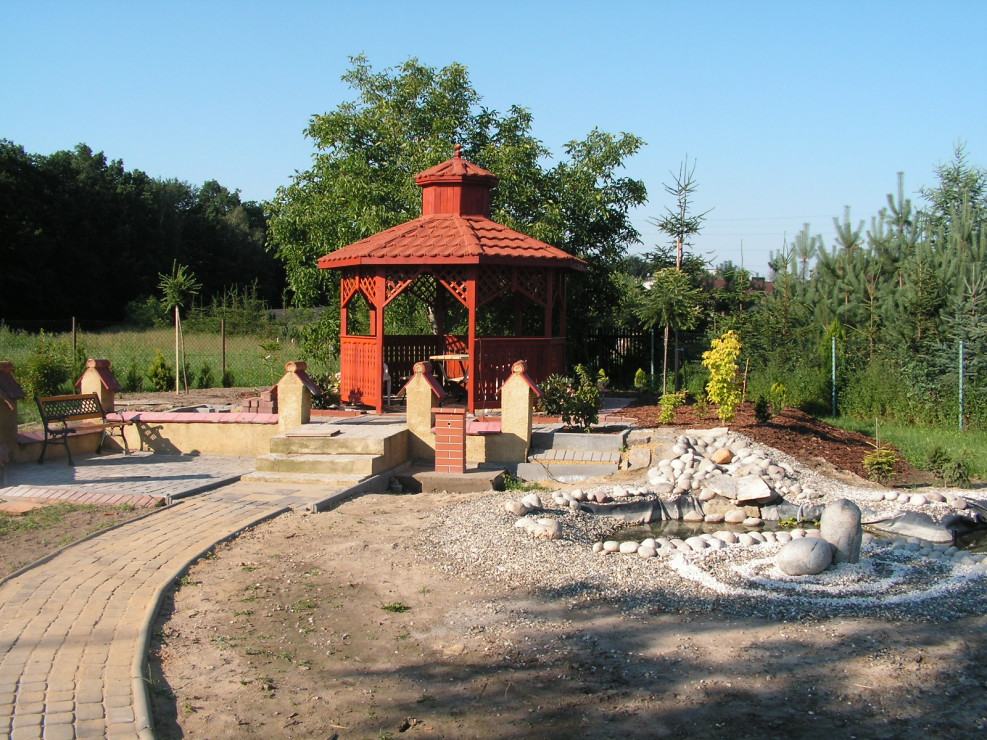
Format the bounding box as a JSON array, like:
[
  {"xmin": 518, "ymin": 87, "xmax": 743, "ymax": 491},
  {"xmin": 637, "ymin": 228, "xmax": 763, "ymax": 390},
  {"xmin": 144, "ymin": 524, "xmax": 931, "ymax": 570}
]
[{"xmin": 414, "ymin": 431, "xmax": 987, "ymax": 623}]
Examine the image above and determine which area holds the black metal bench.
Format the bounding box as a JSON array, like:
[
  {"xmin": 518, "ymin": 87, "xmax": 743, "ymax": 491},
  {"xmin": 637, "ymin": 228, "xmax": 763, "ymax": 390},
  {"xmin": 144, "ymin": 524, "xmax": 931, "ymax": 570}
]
[{"xmin": 35, "ymin": 393, "xmax": 133, "ymax": 465}]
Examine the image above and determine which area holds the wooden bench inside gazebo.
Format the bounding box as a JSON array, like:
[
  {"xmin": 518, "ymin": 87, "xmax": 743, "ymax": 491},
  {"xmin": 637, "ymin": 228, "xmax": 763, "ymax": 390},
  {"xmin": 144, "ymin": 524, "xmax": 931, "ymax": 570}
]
[{"xmin": 318, "ymin": 145, "xmax": 586, "ymax": 415}]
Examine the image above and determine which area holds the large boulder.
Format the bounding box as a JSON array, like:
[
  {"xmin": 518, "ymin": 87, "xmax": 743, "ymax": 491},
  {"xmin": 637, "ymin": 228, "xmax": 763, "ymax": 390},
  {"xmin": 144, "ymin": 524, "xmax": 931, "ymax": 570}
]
[
  {"xmin": 820, "ymin": 499, "xmax": 862, "ymax": 564},
  {"xmin": 735, "ymin": 475, "xmax": 778, "ymax": 505},
  {"xmin": 776, "ymin": 537, "xmax": 834, "ymax": 576}
]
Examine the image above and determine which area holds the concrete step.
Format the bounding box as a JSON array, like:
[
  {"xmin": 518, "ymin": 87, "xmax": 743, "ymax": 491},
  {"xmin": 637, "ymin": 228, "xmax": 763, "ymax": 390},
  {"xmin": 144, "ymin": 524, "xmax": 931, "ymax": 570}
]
[
  {"xmin": 255, "ymin": 453, "xmax": 388, "ymax": 476},
  {"xmin": 528, "ymin": 449, "xmax": 622, "ymax": 464},
  {"xmin": 240, "ymin": 470, "xmax": 367, "ymax": 487},
  {"xmin": 530, "ymin": 428, "xmax": 629, "ymax": 452},
  {"xmin": 270, "ymin": 425, "xmax": 407, "ymax": 456}
]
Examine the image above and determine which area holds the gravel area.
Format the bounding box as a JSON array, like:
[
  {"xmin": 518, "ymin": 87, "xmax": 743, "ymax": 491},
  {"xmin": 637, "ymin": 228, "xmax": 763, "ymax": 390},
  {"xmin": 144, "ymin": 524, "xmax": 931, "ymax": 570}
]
[{"xmin": 415, "ymin": 430, "xmax": 987, "ymax": 623}]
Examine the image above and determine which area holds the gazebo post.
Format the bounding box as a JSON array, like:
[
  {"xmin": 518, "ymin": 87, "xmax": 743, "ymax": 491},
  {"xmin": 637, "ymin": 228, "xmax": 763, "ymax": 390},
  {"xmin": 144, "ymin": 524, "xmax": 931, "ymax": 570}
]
[
  {"xmin": 545, "ymin": 269, "xmax": 554, "ymax": 337},
  {"xmin": 466, "ymin": 266, "xmax": 478, "ymax": 415},
  {"xmin": 373, "ymin": 271, "xmax": 386, "ymax": 414}
]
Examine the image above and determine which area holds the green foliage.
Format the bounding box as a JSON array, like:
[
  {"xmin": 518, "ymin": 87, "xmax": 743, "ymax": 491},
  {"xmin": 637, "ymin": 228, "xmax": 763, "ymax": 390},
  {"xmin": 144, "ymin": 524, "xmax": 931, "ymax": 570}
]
[
  {"xmin": 658, "ymin": 392, "xmax": 686, "ymax": 424},
  {"xmin": 123, "ymin": 360, "xmax": 144, "ymax": 392},
  {"xmin": 862, "ymin": 444, "xmax": 897, "ymax": 484},
  {"xmin": 147, "ymin": 351, "xmax": 175, "ymax": 392},
  {"xmin": 754, "ymin": 396, "xmax": 772, "ymax": 424},
  {"xmin": 221, "ymin": 368, "xmax": 236, "ymax": 388},
  {"xmin": 633, "ymin": 368, "xmax": 648, "ymax": 391},
  {"xmin": 125, "ymin": 296, "xmax": 170, "ymax": 328},
  {"xmin": 266, "ymin": 55, "xmax": 645, "ymax": 331},
  {"xmin": 23, "ymin": 331, "xmax": 72, "ymax": 398},
  {"xmin": 195, "ymin": 362, "xmax": 215, "ymax": 390},
  {"xmin": 308, "ymin": 372, "xmax": 341, "ymax": 409},
  {"xmin": 536, "ymin": 365, "xmax": 603, "ymax": 431},
  {"xmin": 925, "ymin": 445, "xmax": 973, "ymax": 488},
  {"xmin": 702, "ymin": 330, "xmax": 743, "ymax": 423},
  {"xmin": 502, "ymin": 473, "xmax": 547, "ymax": 492}
]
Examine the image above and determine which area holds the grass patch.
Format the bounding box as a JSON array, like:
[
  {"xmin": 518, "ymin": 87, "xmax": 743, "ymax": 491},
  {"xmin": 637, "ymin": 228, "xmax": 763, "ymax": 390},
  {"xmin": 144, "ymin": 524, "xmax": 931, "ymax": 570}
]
[
  {"xmin": 822, "ymin": 417, "xmax": 987, "ymax": 480},
  {"xmin": 379, "ymin": 602, "xmax": 411, "ymax": 613},
  {"xmin": 0, "ymin": 502, "xmax": 96, "ymax": 538},
  {"xmin": 502, "ymin": 473, "xmax": 547, "ymax": 492}
]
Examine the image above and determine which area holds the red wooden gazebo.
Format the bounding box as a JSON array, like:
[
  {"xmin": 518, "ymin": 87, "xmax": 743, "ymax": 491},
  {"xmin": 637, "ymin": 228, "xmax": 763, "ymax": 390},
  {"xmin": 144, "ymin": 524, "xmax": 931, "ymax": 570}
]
[{"xmin": 318, "ymin": 146, "xmax": 586, "ymax": 414}]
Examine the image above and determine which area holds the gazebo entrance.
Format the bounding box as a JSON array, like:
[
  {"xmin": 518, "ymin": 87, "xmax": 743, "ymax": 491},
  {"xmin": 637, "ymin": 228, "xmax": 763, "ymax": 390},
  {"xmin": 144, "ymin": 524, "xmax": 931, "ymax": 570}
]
[{"xmin": 320, "ymin": 147, "xmax": 585, "ymax": 414}]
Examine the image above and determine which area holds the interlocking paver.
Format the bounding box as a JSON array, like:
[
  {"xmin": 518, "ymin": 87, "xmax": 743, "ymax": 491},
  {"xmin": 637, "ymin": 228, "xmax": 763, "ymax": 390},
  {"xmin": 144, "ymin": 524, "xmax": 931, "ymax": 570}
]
[{"xmin": 0, "ymin": 453, "xmax": 359, "ymax": 737}]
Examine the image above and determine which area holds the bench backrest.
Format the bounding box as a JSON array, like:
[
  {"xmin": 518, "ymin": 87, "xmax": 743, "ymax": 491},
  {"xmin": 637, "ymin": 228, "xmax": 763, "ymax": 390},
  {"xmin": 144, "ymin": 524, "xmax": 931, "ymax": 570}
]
[{"xmin": 36, "ymin": 393, "xmax": 106, "ymax": 426}]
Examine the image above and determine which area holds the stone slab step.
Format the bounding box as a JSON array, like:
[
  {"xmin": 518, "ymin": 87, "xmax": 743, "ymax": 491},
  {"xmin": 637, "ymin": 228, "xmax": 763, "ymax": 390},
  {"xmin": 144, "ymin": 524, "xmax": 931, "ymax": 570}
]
[
  {"xmin": 514, "ymin": 462, "xmax": 619, "ymax": 483},
  {"xmin": 240, "ymin": 470, "xmax": 367, "ymax": 487},
  {"xmin": 530, "ymin": 429, "xmax": 628, "ymax": 452},
  {"xmin": 270, "ymin": 426, "xmax": 406, "ymax": 456},
  {"xmin": 255, "ymin": 453, "xmax": 386, "ymax": 476},
  {"xmin": 528, "ymin": 449, "xmax": 622, "ymax": 464}
]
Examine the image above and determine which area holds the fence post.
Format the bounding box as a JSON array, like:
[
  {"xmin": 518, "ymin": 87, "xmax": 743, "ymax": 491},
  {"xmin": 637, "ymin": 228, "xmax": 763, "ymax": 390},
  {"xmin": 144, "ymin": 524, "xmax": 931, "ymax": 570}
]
[
  {"xmin": 831, "ymin": 337, "xmax": 837, "ymax": 417},
  {"xmin": 959, "ymin": 340, "xmax": 965, "ymax": 431},
  {"xmin": 221, "ymin": 318, "xmax": 227, "ymax": 379}
]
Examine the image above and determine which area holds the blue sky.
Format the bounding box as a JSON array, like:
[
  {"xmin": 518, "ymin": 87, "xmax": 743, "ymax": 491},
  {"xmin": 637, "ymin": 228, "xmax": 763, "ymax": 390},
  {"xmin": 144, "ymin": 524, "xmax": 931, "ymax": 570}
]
[{"xmin": 2, "ymin": 0, "xmax": 984, "ymax": 276}]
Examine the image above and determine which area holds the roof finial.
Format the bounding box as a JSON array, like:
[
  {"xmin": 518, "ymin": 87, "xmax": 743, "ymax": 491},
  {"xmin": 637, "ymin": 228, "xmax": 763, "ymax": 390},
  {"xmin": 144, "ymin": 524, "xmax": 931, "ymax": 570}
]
[{"xmin": 454, "ymin": 143, "xmax": 462, "ymax": 158}]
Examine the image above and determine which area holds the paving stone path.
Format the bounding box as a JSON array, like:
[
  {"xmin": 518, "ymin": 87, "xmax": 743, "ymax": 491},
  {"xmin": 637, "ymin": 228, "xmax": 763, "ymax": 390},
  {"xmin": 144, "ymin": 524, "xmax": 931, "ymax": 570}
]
[{"xmin": 0, "ymin": 454, "xmax": 356, "ymax": 740}]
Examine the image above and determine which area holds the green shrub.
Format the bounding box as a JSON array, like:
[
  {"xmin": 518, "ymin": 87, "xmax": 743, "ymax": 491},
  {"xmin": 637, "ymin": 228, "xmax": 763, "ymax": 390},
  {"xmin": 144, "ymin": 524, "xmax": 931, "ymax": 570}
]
[
  {"xmin": 536, "ymin": 366, "xmax": 602, "ymax": 431},
  {"xmin": 147, "ymin": 351, "xmax": 175, "ymax": 391},
  {"xmin": 23, "ymin": 331, "xmax": 72, "ymax": 398},
  {"xmin": 769, "ymin": 382, "xmax": 788, "ymax": 413},
  {"xmin": 863, "ymin": 445, "xmax": 897, "ymax": 484},
  {"xmin": 754, "ymin": 395, "xmax": 772, "ymax": 424},
  {"xmin": 658, "ymin": 392, "xmax": 686, "ymax": 424},
  {"xmin": 308, "ymin": 372, "xmax": 340, "ymax": 409},
  {"xmin": 123, "ymin": 360, "xmax": 144, "ymax": 392},
  {"xmin": 537, "ymin": 374, "xmax": 571, "ymax": 417},
  {"xmin": 195, "ymin": 362, "xmax": 216, "ymax": 390},
  {"xmin": 925, "ymin": 445, "xmax": 972, "ymax": 487},
  {"xmin": 634, "ymin": 368, "xmax": 648, "ymax": 391},
  {"xmin": 221, "ymin": 368, "xmax": 236, "ymax": 388}
]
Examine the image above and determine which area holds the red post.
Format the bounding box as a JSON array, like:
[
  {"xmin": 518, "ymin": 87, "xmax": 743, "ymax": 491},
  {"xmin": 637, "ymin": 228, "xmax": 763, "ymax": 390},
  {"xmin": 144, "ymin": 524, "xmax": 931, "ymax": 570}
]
[{"xmin": 432, "ymin": 407, "xmax": 466, "ymax": 474}]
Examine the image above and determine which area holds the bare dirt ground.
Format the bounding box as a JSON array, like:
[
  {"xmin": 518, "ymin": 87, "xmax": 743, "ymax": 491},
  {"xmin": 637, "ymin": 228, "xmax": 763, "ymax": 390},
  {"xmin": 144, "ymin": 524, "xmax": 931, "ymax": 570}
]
[{"xmin": 142, "ymin": 401, "xmax": 987, "ymax": 740}]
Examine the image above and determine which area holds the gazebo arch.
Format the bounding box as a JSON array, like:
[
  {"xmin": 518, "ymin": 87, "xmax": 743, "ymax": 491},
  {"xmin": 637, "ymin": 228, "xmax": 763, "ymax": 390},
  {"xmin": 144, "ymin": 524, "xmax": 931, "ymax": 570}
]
[{"xmin": 318, "ymin": 146, "xmax": 586, "ymax": 414}]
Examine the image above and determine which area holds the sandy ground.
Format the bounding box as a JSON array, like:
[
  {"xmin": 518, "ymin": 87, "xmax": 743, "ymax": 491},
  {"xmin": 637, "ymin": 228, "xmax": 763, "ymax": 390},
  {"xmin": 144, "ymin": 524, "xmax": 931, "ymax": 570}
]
[{"xmin": 148, "ymin": 489, "xmax": 987, "ymax": 740}]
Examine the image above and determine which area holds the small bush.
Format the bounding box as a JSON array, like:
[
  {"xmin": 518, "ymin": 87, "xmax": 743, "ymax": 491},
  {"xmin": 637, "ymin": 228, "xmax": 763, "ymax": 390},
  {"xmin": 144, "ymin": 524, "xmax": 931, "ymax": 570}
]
[
  {"xmin": 754, "ymin": 395, "xmax": 773, "ymax": 424},
  {"xmin": 863, "ymin": 445, "xmax": 897, "ymax": 484},
  {"xmin": 633, "ymin": 368, "xmax": 648, "ymax": 391},
  {"xmin": 769, "ymin": 382, "xmax": 788, "ymax": 414},
  {"xmin": 23, "ymin": 331, "xmax": 72, "ymax": 398},
  {"xmin": 926, "ymin": 445, "xmax": 972, "ymax": 487},
  {"xmin": 702, "ymin": 330, "xmax": 743, "ymax": 423},
  {"xmin": 309, "ymin": 372, "xmax": 341, "ymax": 409},
  {"xmin": 536, "ymin": 366, "xmax": 603, "ymax": 431},
  {"xmin": 123, "ymin": 361, "xmax": 144, "ymax": 392},
  {"xmin": 147, "ymin": 351, "xmax": 175, "ymax": 391},
  {"xmin": 658, "ymin": 392, "xmax": 686, "ymax": 424},
  {"xmin": 195, "ymin": 362, "xmax": 216, "ymax": 390},
  {"xmin": 221, "ymin": 368, "xmax": 236, "ymax": 388}
]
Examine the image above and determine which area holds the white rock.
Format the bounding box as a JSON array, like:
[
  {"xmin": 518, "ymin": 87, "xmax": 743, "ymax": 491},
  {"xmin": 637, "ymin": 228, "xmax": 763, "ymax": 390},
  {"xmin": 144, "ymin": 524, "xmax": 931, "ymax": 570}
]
[
  {"xmin": 520, "ymin": 493, "xmax": 543, "ymax": 509},
  {"xmin": 775, "ymin": 531, "xmax": 793, "ymax": 544},
  {"xmin": 619, "ymin": 541, "xmax": 639, "ymax": 554},
  {"xmin": 743, "ymin": 517, "xmax": 764, "ymax": 528},
  {"xmin": 603, "ymin": 540, "xmax": 620, "ymax": 552},
  {"xmin": 638, "ymin": 546, "xmax": 658, "ymax": 558},
  {"xmin": 592, "ymin": 541, "xmax": 604, "ymax": 553},
  {"xmin": 505, "ymin": 500, "xmax": 531, "ymax": 516},
  {"xmin": 776, "ymin": 538, "xmax": 834, "ymax": 576},
  {"xmin": 910, "ymin": 494, "xmax": 928, "ymax": 506},
  {"xmin": 884, "ymin": 491, "xmax": 898, "ymax": 501},
  {"xmin": 704, "ymin": 513, "xmax": 725, "ymax": 524},
  {"xmin": 611, "ymin": 485, "xmax": 629, "ymax": 498},
  {"xmin": 748, "ymin": 531, "xmax": 767, "ymax": 543},
  {"xmin": 724, "ymin": 509, "xmax": 747, "ymax": 524},
  {"xmin": 685, "ymin": 536, "xmax": 708, "ymax": 552},
  {"xmin": 790, "ymin": 528, "xmax": 806, "ymax": 538},
  {"xmin": 713, "ymin": 531, "xmax": 739, "ymax": 544},
  {"xmin": 737, "ymin": 533, "xmax": 756, "ymax": 546}
]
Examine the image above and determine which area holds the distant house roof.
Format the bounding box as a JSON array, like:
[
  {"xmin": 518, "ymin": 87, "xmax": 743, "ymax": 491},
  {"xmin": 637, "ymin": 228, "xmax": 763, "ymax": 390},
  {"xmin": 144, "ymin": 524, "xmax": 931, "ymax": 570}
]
[{"xmin": 318, "ymin": 146, "xmax": 586, "ymax": 272}]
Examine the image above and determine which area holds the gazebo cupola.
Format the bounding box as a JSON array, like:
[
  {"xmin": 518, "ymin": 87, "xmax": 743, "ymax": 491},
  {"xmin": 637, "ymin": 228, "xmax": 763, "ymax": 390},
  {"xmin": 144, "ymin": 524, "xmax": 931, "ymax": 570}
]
[
  {"xmin": 417, "ymin": 144, "xmax": 498, "ymax": 217},
  {"xmin": 319, "ymin": 146, "xmax": 586, "ymax": 414}
]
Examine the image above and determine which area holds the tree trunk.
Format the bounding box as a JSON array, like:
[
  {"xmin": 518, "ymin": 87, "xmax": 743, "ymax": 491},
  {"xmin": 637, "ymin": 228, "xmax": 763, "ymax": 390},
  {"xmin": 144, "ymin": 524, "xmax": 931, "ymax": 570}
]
[{"xmin": 174, "ymin": 306, "xmax": 180, "ymax": 394}]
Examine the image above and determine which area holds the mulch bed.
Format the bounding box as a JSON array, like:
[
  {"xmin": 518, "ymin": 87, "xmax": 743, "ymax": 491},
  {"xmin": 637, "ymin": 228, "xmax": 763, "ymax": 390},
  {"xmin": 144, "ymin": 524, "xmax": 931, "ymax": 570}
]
[{"xmin": 623, "ymin": 400, "xmax": 934, "ymax": 487}]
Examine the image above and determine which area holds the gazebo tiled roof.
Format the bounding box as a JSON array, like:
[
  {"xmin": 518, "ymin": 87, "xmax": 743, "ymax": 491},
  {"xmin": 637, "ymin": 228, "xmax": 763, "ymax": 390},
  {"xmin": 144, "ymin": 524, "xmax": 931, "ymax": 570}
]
[
  {"xmin": 316, "ymin": 214, "xmax": 586, "ymax": 270},
  {"xmin": 317, "ymin": 145, "xmax": 586, "ymax": 272}
]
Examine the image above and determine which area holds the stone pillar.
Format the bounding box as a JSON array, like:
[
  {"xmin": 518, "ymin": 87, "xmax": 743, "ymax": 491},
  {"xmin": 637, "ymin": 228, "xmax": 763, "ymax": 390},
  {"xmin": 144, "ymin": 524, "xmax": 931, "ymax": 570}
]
[
  {"xmin": 276, "ymin": 361, "xmax": 321, "ymax": 432},
  {"xmin": 405, "ymin": 361, "xmax": 447, "ymax": 461},
  {"xmin": 0, "ymin": 361, "xmax": 27, "ymax": 453},
  {"xmin": 433, "ymin": 407, "xmax": 466, "ymax": 474},
  {"xmin": 77, "ymin": 358, "xmax": 121, "ymax": 412},
  {"xmin": 497, "ymin": 361, "xmax": 542, "ymax": 462}
]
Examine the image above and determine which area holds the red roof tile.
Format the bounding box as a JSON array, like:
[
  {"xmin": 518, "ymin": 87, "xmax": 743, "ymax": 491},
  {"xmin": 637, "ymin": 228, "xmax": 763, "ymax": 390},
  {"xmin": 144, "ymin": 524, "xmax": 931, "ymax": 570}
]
[{"xmin": 318, "ymin": 213, "xmax": 586, "ymax": 270}]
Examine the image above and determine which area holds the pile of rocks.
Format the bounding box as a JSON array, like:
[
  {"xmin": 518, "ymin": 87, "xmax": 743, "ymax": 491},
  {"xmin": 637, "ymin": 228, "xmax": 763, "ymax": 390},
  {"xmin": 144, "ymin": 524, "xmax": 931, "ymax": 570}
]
[
  {"xmin": 504, "ymin": 493, "xmax": 562, "ymax": 540},
  {"xmin": 646, "ymin": 429, "xmax": 819, "ymax": 525}
]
